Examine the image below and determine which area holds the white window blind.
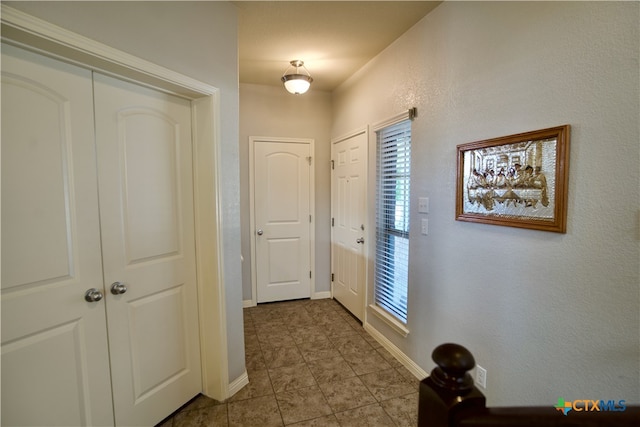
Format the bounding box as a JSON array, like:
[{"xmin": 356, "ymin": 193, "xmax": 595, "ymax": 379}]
[{"xmin": 374, "ymin": 119, "xmax": 411, "ymax": 324}]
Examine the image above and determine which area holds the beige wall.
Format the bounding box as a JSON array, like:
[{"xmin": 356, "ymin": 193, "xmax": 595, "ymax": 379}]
[
  {"xmin": 239, "ymin": 83, "xmax": 332, "ymax": 302},
  {"xmin": 332, "ymin": 1, "xmax": 639, "ymax": 405}
]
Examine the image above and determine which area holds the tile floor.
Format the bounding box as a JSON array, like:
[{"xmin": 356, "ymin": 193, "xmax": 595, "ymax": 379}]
[{"xmin": 158, "ymin": 298, "xmax": 420, "ymax": 426}]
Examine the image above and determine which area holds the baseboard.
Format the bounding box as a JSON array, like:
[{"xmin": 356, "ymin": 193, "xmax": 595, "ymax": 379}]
[
  {"xmin": 244, "ymin": 294, "xmax": 329, "ymax": 306},
  {"xmin": 363, "ymin": 322, "xmax": 428, "ymax": 380},
  {"xmin": 227, "ymin": 370, "xmax": 249, "ymax": 399},
  {"xmin": 311, "ymin": 291, "xmax": 331, "ymax": 300}
]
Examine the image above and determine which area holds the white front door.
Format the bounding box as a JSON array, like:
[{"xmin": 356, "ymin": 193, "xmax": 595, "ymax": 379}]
[
  {"xmin": 1, "ymin": 44, "xmax": 114, "ymax": 426},
  {"xmin": 252, "ymin": 138, "xmax": 312, "ymax": 303},
  {"xmin": 93, "ymin": 73, "xmax": 202, "ymax": 426},
  {"xmin": 331, "ymin": 130, "xmax": 368, "ymax": 321}
]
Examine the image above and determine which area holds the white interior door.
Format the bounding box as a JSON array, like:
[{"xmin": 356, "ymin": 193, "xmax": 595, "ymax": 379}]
[
  {"xmin": 93, "ymin": 73, "xmax": 202, "ymax": 426},
  {"xmin": 1, "ymin": 44, "xmax": 114, "ymax": 426},
  {"xmin": 331, "ymin": 130, "xmax": 368, "ymax": 321},
  {"xmin": 252, "ymin": 139, "xmax": 312, "ymax": 303}
]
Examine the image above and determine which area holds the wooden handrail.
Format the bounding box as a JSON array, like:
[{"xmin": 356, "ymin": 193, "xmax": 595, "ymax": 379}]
[
  {"xmin": 457, "ymin": 406, "xmax": 640, "ymax": 427},
  {"xmin": 418, "ymin": 343, "xmax": 639, "ymax": 427}
]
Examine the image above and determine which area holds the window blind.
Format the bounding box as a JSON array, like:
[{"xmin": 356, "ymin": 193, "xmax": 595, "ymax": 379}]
[{"xmin": 374, "ymin": 119, "xmax": 411, "ymax": 324}]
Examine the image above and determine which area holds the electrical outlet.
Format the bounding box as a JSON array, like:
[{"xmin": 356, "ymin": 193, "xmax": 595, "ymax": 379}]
[{"xmin": 475, "ymin": 365, "xmax": 487, "ymax": 389}]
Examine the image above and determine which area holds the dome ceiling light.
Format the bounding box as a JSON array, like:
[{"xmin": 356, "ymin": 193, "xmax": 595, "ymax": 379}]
[{"xmin": 281, "ymin": 60, "xmax": 313, "ymax": 94}]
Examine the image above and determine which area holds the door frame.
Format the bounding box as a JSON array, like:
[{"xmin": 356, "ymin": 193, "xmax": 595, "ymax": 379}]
[
  {"xmin": 330, "ymin": 127, "xmax": 369, "ymax": 321},
  {"xmin": 1, "ymin": 5, "xmax": 233, "ymax": 400},
  {"xmin": 249, "ymin": 136, "xmax": 315, "ymax": 306}
]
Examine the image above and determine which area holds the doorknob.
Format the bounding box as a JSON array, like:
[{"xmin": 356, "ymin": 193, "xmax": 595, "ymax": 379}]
[
  {"xmin": 110, "ymin": 281, "xmax": 127, "ymax": 295},
  {"xmin": 356, "ymin": 237, "xmax": 365, "ymax": 244},
  {"xmin": 257, "ymin": 229, "xmax": 264, "ymax": 236},
  {"xmin": 84, "ymin": 288, "xmax": 104, "ymax": 302}
]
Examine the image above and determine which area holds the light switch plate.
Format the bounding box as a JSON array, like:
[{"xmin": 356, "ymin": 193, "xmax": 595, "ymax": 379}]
[
  {"xmin": 418, "ymin": 197, "xmax": 429, "ymax": 213},
  {"xmin": 421, "ymin": 218, "xmax": 428, "ymax": 235}
]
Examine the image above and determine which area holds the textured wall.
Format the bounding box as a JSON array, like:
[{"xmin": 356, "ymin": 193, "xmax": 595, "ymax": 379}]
[
  {"xmin": 239, "ymin": 83, "xmax": 332, "ymax": 302},
  {"xmin": 332, "ymin": 1, "xmax": 639, "ymax": 405},
  {"xmin": 7, "ymin": 0, "xmax": 246, "ymax": 384}
]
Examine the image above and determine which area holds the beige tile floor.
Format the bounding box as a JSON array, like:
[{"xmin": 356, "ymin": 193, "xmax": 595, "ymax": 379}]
[{"xmin": 158, "ymin": 298, "xmax": 420, "ymax": 426}]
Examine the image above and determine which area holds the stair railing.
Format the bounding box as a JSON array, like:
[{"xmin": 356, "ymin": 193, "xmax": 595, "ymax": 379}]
[{"xmin": 418, "ymin": 343, "xmax": 639, "ymax": 427}]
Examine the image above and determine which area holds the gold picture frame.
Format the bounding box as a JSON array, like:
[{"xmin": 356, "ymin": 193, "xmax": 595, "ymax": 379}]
[{"xmin": 456, "ymin": 125, "xmax": 570, "ymax": 233}]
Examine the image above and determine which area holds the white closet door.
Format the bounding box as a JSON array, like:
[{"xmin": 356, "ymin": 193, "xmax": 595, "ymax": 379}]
[
  {"xmin": 1, "ymin": 44, "xmax": 114, "ymax": 426},
  {"xmin": 93, "ymin": 73, "xmax": 201, "ymax": 426},
  {"xmin": 253, "ymin": 140, "xmax": 312, "ymax": 303}
]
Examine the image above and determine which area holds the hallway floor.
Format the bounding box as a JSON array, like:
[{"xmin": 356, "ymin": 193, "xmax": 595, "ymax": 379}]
[{"xmin": 159, "ymin": 298, "xmax": 420, "ymax": 426}]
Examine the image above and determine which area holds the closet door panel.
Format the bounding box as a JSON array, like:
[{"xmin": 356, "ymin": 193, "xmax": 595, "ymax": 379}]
[
  {"xmin": 93, "ymin": 73, "xmax": 201, "ymax": 427},
  {"xmin": 1, "ymin": 44, "xmax": 114, "ymax": 427},
  {"xmin": 119, "ymin": 111, "xmax": 181, "ymax": 262}
]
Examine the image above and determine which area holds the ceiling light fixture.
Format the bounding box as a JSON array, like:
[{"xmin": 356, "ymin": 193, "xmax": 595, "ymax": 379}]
[{"xmin": 281, "ymin": 60, "xmax": 313, "ymax": 94}]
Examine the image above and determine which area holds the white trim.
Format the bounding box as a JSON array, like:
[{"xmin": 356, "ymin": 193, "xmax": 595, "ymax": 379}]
[
  {"xmin": 368, "ymin": 304, "xmax": 410, "ymax": 338},
  {"xmin": 1, "ymin": 5, "xmax": 230, "ymax": 402},
  {"xmin": 192, "ymin": 96, "xmax": 229, "ymax": 400},
  {"xmin": 369, "ymin": 111, "xmax": 413, "ymax": 337},
  {"xmin": 311, "ymin": 291, "xmax": 332, "ymax": 300},
  {"xmin": 331, "ymin": 127, "xmax": 367, "ymax": 145},
  {"xmin": 243, "ymin": 299, "xmax": 256, "ymax": 308},
  {"xmin": 227, "ymin": 371, "xmax": 250, "ymax": 399},
  {"xmin": 309, "ymin": 139, "xmax": 316, "ymax": 306},
  {"xmin": 371, "ymin": 110, "xmax": 412, "ymax": 133},
  {"xmin": 363, "ymin": 322, "xmax": 427, "ymax": 380},
  {"xmin": 249, "ymin": 136, "xmax": 315, "ymax": 304},
  {"xmin": 1, "ymin": 5, "xmax": 212, "ymax": 98}
]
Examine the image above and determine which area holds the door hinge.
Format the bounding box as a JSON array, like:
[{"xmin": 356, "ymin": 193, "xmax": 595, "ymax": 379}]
[
  {"xmin": 331, "ymin": 217, "xmax": 334, "ymax": 227},
  {"xmin": 309, "ymin": 215, "xmax": 312, "ymax": 223},
  {"xmin": 310, "ymin": 271, "xmax": 312, "ymax": 279},
  {"xmin": 331, "ymin": 273, "xmax": 334, "ymax": 282},
  {"xmin": 331, "ymin": 160, "xmax": 334, "ymax": 170},
  {"xmin": 307, "ymin": 156, "xmax": 312, "ymax": 165}
]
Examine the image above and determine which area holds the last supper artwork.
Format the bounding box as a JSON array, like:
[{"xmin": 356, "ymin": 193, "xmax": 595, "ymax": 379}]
[
  {"xmin": 462, "ymin": 137, "xmax": 557, "ymax": 220},
  {"xmin": 456, "ymin": 125, "xmax": 569, "ymax": 232}
]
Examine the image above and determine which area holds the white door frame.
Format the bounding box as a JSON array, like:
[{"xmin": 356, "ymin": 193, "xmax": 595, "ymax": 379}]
[
  {"xmin": 1, "ymin": 5, "xmax": 232, "ymax": 400},
  {"xmin": 249, "ymin": 136, "xmax": 315, "ymax": 306}
]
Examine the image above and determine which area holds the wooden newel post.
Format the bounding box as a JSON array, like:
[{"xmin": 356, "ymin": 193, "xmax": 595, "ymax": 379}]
[{"xmin": 418, "ymin": 343, "xmax": 487, "ymax": 427}]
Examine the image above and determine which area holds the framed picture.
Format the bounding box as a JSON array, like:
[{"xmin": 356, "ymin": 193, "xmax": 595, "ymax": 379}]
[{"xmin": 456, "ymin": 125, "xmax": 570, "ymax": 233}]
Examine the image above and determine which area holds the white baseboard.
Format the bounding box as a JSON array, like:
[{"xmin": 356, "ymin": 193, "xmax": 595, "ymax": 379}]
[
  {"xmin": 363, "ymin": 322, "xmax": 428, "ymax": 380},
  {"xmin": 227, "ymin": 370, "xmax": 249, "ymax": 399},
  {"xmin": 244, "ymin": 293, "xmax": 330, "ymax": 306},
  {"xmin": 311, "ymin": 291, "xmax": 331, "ymax": 300}
]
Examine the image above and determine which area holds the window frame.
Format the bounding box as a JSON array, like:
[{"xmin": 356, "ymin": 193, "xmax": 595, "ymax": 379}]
[{"xmin": 369, "ymin": 111, "xmax": 413, "ymax": 337}]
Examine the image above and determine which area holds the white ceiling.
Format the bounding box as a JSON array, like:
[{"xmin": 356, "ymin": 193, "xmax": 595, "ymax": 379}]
[{"xmin": 235, "ymin": 1, "xmax": 441, "ymax": 92}]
